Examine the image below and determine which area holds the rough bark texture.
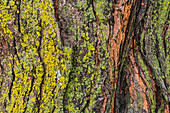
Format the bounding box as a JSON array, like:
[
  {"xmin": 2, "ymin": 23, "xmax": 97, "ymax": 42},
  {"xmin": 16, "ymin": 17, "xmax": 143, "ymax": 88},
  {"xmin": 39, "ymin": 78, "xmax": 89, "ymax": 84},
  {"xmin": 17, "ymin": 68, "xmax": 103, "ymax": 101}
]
[
  {"xmin": 0, "ymin": 0, "xmax": 169, "ymax": 112},
  {"xmin": 108, "ymin": 0, "xmax": 169, "ymax": 112}
]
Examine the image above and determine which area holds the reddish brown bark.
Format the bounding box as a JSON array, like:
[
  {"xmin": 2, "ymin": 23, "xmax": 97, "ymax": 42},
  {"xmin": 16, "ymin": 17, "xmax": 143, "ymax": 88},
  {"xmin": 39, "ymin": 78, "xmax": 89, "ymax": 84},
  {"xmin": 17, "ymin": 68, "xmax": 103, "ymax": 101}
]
[
  {"xmin": 108, "ymin": 0, "xmax": 134, "ymax": 112},
  {"xmin": 108, "ymin": 0, "xmax": 169, "ymax": 112}
]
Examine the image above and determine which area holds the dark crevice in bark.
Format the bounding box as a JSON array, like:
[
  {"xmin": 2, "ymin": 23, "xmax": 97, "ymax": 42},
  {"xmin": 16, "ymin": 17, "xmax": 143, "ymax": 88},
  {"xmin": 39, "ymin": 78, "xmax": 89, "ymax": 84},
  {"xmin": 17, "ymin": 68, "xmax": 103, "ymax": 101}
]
[
  {"xmin": 155, "ymin": 84, "xmax": 162, "ymax": 112},
  {"xmin": 155, "ymin": 35, "xmax": 165, "ymax": 76},
  {"xmin": 31, "ymin": 19, "xmax": 46, "ymax": 113},
  {"xmin": 117, "ymin": 67, "xmax": 129, "ymax": 113},
  {"xmin": 38, "ymin": 25, "xmax": 46, "ymax": 113},
  {"xmin": 17, "ymin": 0, "xmax": 21, "ymax": 33},
  {"xmin": 8, "ymin": 55, "xmax": 15, "ymax": 101},
  {"xmin": 23, "ymin": 66, "xmax": 36, "ymax": 113},
  {"xmin": 114, "ymin": 1, "xmax": 137, "ymax": 112},
  {"xmin": 52, "ymin": 0, "xmax": 65, "ymax": 48},
  {"xmin": 53, "ymin": 0, "xmax": 59, "ymax": 22},
  {"xmin": 121, "ymin": 2, "xmax": 136, "ymax": 61},
  {"xmin": 51, "ymin": 86, "xmax": 57, "ymax": 113},
  {"xmin": 6, "ymin": 0, "xmax": 21, "ymax": 107}
]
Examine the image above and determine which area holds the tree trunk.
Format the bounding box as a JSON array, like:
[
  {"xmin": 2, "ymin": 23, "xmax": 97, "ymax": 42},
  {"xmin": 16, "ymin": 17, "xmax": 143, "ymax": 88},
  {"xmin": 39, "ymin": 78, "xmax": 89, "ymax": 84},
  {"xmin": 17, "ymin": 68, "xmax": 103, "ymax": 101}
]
[
  {"xmin": 108, "ymin": 0, "xmax": 169, "ymax": 112},
  {"xmin": 0, "ymin": 0, "xmax": 169, "ymax": 112}
]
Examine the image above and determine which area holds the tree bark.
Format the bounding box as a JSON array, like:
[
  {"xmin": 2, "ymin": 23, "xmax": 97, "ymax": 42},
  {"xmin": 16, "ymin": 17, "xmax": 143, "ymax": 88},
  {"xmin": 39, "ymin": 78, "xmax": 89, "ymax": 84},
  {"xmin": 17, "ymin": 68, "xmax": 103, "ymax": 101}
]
[
  {"xmin": 0, "ymin": 0, "xmax": 169, "ymax": 112},
  {"xmin": 108, "ymin": 0, "xmax": 169, "ymax": 112}
]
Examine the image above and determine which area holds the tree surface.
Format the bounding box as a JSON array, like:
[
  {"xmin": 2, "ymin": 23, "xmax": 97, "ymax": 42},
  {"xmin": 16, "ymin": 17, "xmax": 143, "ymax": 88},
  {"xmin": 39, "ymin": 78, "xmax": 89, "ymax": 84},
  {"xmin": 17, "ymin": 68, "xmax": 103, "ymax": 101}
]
[{"xmin": 0, "ymin": 0, "xmax": 169, "ymax": 113}]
